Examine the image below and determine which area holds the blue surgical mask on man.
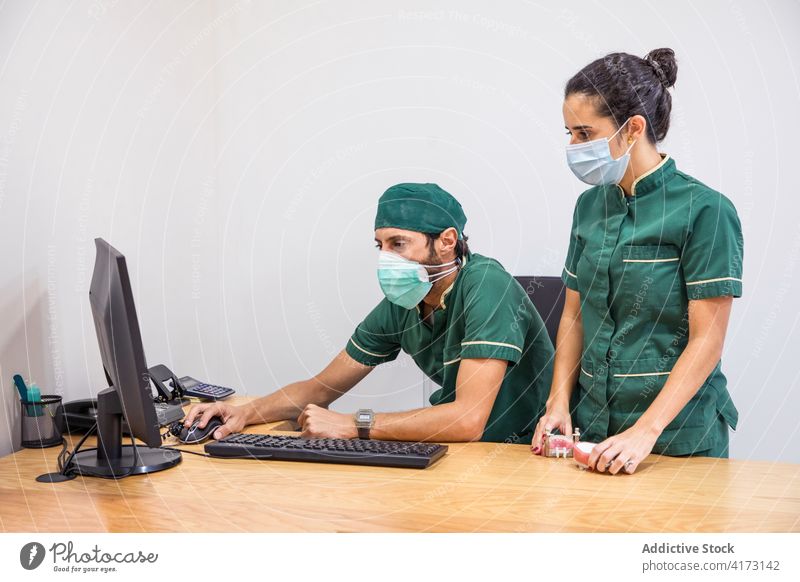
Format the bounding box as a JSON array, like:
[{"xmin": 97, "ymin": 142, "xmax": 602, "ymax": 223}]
[
  {"xmin": 377, "ymin": 251, "xmax": 459, "ymax": 309},
  {"xmin": 565, "ymin": 119, "xmax": 636, "ymax": 185}
]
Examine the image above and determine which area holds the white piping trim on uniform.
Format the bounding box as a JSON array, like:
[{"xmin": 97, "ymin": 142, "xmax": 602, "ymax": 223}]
[
  {"xmin": 631, "ymin": 153, "xmax": 671, "ymax": 196},
  {"xmin": 443, "ymin": 357, "xmax": 462, "ymax": 366},
  {"xmin": 439, "ymin": 253, "xmax": 468, "ymax": 309},
  {"xmin": 622, "ymin": 257, "xmax": 679, "ymax": 263},
  {"xmin": 461, "ymin": 340, "xmax": 523, "ymax": 354},
  {"xmin": 439, "ymin": 279, "xmax": 457, "ymax": 309},
  {"xmin": 564, "ymin": 266, "xmax": 577, "ymax": 278},
  {"xmin": 580, "ymin": 367, "xmax": 593, "ymax": 378},
  {"xmin": 348, "ymin": 338, "xmax": 396, "ymax": 358},
  {"xmin": 685, "ymin": 276, "xmax": 743, "ymax": 286},
  {"xmin": 613, "ymin": 371, "xmax": 671, "ymax": 378}
]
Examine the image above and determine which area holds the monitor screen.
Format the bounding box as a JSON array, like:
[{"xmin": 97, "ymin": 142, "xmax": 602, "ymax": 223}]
[{"xmin": 88, "ymin": 238, "xmax": 160, "ymax": 447}]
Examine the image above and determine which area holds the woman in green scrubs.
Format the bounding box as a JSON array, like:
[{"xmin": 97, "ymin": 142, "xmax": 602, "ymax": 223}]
[{"xmin": 532, "ymin": 48, "xmax": 744, "ymax": 474}]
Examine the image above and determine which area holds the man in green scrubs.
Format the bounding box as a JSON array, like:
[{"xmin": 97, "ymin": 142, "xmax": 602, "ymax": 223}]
[
  {"xmin": 184, "ymin": 183, "xmax": 554, "ymax": 443},
  {"xmin": 561, "ymin": 156, "xmax": 742, "ymax": 457}
]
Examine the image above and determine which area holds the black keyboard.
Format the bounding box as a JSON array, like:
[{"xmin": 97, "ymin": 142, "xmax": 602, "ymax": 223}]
[
  {"xmin": 179, "ymin": 376, "xmax": 235, "ymax": 400},
  {"xmin": 204, "ymin": 433, "xmax": 448, "ymax": 469}
]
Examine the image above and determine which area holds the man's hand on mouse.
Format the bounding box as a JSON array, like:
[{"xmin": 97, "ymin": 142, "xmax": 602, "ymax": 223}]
[{"xmin": 183, "ymin": 402, "xmax": 247, "ymax": 440}]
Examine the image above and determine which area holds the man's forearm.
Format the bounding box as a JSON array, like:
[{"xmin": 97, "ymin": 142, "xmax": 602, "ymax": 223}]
[
  {"xmin": 240, "ymin": 379, "xmax": 329, "ymax": 426},
  {"xmin": 369, "ymin": 402, "xmax": 487, "ymax": 442},
  {"xmin": 238, "ymin": 349, "xmax": 374, "ymax": 428}
]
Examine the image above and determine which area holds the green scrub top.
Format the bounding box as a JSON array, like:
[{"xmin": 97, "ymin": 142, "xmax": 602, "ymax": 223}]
[
  {"xmin": 346, "ymin": 253, "xmax": 555, "ymax": 443},
  {"xmin": 562, "ymin": 155, "xmax": 744, "ymax": 456}
]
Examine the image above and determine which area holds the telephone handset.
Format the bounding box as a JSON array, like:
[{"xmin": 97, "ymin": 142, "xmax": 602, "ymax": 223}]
[
  {"xmin": 147, "ymin": 364, "xmax": 185, "ymax": 403},
  {"xmin": 62, "ymin": 398, "xmax": 134, "ymax": 435}
]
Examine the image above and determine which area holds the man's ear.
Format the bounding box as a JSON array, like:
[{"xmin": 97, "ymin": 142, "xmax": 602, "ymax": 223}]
[{"xmin": 438, "ymin": 227, "xmax": 458, "ymax": 258}]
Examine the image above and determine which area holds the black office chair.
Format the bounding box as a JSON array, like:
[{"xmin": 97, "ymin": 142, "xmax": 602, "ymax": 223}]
[{"xmin": 513, "ymin": 276, "xmax": 566, "ymax": 347}]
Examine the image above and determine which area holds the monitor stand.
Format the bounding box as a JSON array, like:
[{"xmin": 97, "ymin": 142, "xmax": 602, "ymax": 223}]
[{"xmin": 41, "ymin": 387, "xmax": 181, "ymax": 481}]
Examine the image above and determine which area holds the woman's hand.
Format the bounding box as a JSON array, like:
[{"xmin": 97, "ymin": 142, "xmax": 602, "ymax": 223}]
[
  {"xmin": 531, "ymin": 402, "xmax": 573, "ymax": 455},
  {"xmin": 587, "ymin": 422, "xmax": 660, "ymax": 474}
]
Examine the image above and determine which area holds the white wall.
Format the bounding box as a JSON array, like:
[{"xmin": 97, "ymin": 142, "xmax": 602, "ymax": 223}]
[{"xmin": 1, "ymin": 0, "xmax": 798, "ymax": 462}]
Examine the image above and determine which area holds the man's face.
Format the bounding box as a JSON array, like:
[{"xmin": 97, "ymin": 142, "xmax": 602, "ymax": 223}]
[{"xmin": 374, "ymin": 228, "xmax": 436, "ymax": 264}]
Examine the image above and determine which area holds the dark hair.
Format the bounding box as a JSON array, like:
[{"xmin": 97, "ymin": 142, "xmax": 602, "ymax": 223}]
[
  {"xmin": 425, "ymin": 232, "xmax": 470, "ymax": 261},
  {"xmin": 565, "ymin": 48, "xmax": 678, "ymax": 143}
]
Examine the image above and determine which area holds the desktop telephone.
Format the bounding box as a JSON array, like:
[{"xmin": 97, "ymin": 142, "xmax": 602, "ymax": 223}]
[
  {"xmin": 150, "ymin": 364, "xmax": 236, "ymax": 401},
  {"xmin": 61, "ymin": 364, "xmax": 234, "ymax": 434},
  {"xmin": 61, "ymin": 397, "xmax": 185, "ymax": 434}
]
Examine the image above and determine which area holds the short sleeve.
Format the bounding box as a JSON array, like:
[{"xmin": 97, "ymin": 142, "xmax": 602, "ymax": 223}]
[
  {"xmin": 682, "ymin": 195, "xmax": 744, "ymax": 300},
  {"xmin": 562, "ymin": 198, "xmax": 584, "ymax": 291},
  {"xmin": 459, "ymin": 266, "xmax": 527, "ymax": 365},
  {"xmin": 345, "ymin": 299, "xmax": 402, "ymax": 366},
  {"xmin": 681, "ymin": 193, "xmax": 744, "ymax": 299}
]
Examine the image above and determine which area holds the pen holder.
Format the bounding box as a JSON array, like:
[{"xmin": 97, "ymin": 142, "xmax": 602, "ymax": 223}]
[{"xmin": 20, "ymin": 395, "xmax": 64, "ymax": 448}]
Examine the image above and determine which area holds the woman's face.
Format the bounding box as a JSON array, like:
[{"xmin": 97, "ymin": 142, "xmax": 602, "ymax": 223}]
[{"xmin": 563, "ymin": 94, "xmax": 629, "ymax": 159}]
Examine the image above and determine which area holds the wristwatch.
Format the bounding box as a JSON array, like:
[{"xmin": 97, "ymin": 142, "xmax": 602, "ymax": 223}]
[{"xmin": 354, "ymin": 409, "xmax": 374, "ymax": 440}]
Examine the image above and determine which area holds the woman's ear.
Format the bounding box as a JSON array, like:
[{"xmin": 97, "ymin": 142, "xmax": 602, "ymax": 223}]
[{"xmin": 627, "ymin": 114, "xmax": 648, "ymax": 143}]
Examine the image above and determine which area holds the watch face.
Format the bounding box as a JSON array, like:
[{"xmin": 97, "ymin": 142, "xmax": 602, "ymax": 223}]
[{"xmin": 357, "ymin": 413, "xmax": 371, "ymax": 422}]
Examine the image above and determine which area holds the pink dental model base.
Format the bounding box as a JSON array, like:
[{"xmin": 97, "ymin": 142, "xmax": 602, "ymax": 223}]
[{"xmin": 573, "ymin": 441, "xmax": 597, "ymax": 470}]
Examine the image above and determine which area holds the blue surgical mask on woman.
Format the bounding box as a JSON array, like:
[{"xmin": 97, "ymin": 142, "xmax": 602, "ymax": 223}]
[
  {"xmin": 377, "ymin": 251, "xmax": 459, "ymax": 309},
  {"xmin": 565, "ymin": 119, "xmax": 636, "ymax": 185}
]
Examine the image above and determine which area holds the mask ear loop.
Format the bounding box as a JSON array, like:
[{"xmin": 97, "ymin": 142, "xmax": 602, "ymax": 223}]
[
  {"xmin": 428, "ymin": 265, "xmax": 459, "ymax": 283},
  {"xmin": 419, "ymin": 257, "xmax": 459, "ymax": 268},
  {"xmin": 426, "ymin": 255, "xmax": 463, "ymax": 283},
  {"xmin": 608, "ymin": 118, "xmax": 637, "ymax": 157},
  {"xmin": 608, "ymin": 118, "xmax": 630, "ymax": 141}
]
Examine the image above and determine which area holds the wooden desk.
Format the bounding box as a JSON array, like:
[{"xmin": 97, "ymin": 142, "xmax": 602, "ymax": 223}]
[{"xmin": 1, "ymin": 397, "xmax": 798, "ymax": 532}]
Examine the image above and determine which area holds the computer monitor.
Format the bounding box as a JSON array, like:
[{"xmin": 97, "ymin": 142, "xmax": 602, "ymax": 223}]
[{"xmin": 65, "ymin": 238, "xmax": 181, "ymax": 479}]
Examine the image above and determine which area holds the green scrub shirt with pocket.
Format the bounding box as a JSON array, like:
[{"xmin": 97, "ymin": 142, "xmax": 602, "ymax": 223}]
[
  {"xmin": 562, "ymin": 155, "xmax": 744, "ymax": 457},
  {"xmin": 346, "ymin": 253, "xmax": 554, "ymax": 444}
]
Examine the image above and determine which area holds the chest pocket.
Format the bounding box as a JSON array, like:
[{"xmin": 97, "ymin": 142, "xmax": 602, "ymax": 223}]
[{"xmin": 620, "ymin": 244, "xmax": 684, "ymax": 309}]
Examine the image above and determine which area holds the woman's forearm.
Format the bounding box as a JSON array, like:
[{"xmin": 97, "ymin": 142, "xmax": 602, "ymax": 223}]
[
  {"xmin": 547, "ymin": 295, "xmax": 584, "ymax": 409},
  {"xmin": 636, "ymin": 336, "xmax": 724, "ymax": 435},
  {"xmin": 637, "ymin": 297, "xmax": 731, "ymax": 435}
]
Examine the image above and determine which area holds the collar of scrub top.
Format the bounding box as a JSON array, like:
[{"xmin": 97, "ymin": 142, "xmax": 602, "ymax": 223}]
[
  {"xmin": 625, "ymin": 153, "xmax": 675, "ymax": 198},
  {"xmin": 414, "ymin": 253, "xmax": 469, "ymax": 315}
]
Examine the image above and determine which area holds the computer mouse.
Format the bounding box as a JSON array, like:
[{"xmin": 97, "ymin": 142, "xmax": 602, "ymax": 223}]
[{"xmin": 178, "ymin": 416, "xmax": 224, "ymax": 444}]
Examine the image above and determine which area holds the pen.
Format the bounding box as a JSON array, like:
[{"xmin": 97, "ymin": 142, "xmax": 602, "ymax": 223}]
[
  {"xmin": 14, "ymin": 374, "xmax": 42, "ymax": 416},
  {"xmin": 13, "ymin": 374, "xmax": 28, "ymax": 401}
]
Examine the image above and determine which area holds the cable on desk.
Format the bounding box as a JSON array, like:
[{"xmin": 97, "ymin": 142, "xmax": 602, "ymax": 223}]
[
  {"xmin": 59, "ymin": 424, "xmax": 140, "ymax": 479},
  {"xmin": 160, "ymin": 421, "xmax": 212, "ymax": 457},
  {"xmin": 58, "ymin": 422, "xmax": 98, "ymax": 475},
  {"xmin": 159, "ymin": 446, "xmax": 211, "ymax": 458},
  {"xmin": 55, "ymin": 437, "xmax": 70, "ymax": 472}
]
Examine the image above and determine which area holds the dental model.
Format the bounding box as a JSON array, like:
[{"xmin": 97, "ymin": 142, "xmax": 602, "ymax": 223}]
[{"xmin": 542, "ymin": 428, "xmax": 581, "ymax": 458}]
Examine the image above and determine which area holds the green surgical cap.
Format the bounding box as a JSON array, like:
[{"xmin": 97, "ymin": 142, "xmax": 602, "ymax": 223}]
[{"xmin": 374, "ymin": 183, "xmax": 467, "ymax": 239}]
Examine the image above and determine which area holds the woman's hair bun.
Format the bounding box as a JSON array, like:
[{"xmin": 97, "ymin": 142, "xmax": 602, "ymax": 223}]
[{"xmin": 644, "ymin": 48, "xmax": 678, "ymax": 88}]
